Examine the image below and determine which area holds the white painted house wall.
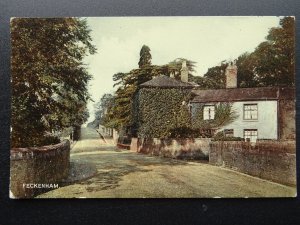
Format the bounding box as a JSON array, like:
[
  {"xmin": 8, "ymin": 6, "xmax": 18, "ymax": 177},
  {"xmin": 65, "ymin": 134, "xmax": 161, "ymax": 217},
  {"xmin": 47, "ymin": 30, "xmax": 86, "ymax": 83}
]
[{"xmin": 220, "ymin": 100, "xmax": 278, "ymax": 140}]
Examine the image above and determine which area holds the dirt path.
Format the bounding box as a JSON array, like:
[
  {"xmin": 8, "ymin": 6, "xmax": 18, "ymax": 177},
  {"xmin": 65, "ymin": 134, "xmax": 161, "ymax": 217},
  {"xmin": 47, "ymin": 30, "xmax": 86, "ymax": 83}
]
[{"xmin": 37, "ymin": 127, "xmax": 296, "ymax": 198}]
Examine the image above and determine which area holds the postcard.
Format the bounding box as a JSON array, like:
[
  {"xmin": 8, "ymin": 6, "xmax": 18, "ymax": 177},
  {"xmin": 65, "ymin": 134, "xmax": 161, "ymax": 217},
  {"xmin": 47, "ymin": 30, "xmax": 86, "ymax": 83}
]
[{"xmin": 10, "ymin": 16, "xmax": 296, "ymax": 198}]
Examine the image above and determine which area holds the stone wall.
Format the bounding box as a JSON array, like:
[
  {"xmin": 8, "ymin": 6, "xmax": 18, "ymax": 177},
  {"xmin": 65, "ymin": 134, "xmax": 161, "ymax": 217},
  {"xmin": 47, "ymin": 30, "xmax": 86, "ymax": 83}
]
[
  {"xmin": 209, "ymin": 141, "xmax": 296, "ymax": 186},
  {"xmin": 10, "ymin": 140, "xmax": 70, "ymax": 198},
  {"xmin": 279, "ymin": 99, "xmax": 296, "ymax": 140},
  {"xmin": 133, "ymin": 138, "xmax": 210, "ymax": 160}
]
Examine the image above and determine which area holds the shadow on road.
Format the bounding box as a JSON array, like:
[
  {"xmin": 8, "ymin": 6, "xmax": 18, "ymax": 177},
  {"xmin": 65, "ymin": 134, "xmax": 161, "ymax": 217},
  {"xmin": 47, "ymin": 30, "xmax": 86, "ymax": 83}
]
[
  {"xmin": 71, "ymin": 150, "xmax": 189, "ymax": 193},
  {"xmin": 71, "ymin": 144, "xmax": 116, "ymax": 153},
  {"xmin": 84, "ymin": 165, "xmax": 151, "ymax": 192},
  {"xmin": 57, "ymin": 127, "xmax": 192, "ymax": 194}
]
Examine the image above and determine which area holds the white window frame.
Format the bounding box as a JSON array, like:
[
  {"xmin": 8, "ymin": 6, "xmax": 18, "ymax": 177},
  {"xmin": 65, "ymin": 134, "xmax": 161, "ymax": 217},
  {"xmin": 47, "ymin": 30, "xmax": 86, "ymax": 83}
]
[
  {"xmin": 244, "ymin": 104, "xmax": 258, "ymax": 120},
  {"xmin": 244, "ymin": 129, "xmax": 258, "ymax": 142},
  {"xmin": 203, "ymin": 105, "xmax": 215, "ymax": 120}
]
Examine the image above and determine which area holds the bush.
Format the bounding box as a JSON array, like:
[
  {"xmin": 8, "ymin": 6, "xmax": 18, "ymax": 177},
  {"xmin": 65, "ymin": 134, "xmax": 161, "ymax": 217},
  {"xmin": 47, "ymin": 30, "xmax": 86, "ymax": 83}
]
[
  {"xmin": 168, "ymin": 127, "xmax": 200, "ymax": 138},
  {"xmin": 39, "ymin": 135, "xmax": 61, "ymax": 146},
  {"xmin": 212, "ymin": 131, "xmax": 244, "ymax": 141},
  {"xmin": 214, "ymin": 137, "xmax": 245, "ymax": 141}
]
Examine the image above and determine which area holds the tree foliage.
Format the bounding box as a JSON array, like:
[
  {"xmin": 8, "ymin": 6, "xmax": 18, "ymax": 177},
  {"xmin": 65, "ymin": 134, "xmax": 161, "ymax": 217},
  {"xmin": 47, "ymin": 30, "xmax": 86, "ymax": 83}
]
[
  {"xmin": 11, "ymin": 18, "xmax": 96, "ymax": 147},
  {"xmin": 191, "ymin": 103, "xmax": 238, "ymax": 132},
  {"xmin": 137, "ymin": 88, "xmax": 237, "ymax": 138},
  {"xmin": 167, "ymin": 58, "xmax": 197, "ymax": 79},
  {"xmin": 196, "ymin": 17, "xmax": 295, "ymax": 89},
  {"xmin": 254, "ymin": 16, "xmax": 295, "ymax": 86},
  {"xmin": 201, "ymin": 61, "xmax": 228, "ymax": 89},
  {"xmin": 88, "ymin": 93, "xmax": 114, "ymax": 129},
  {"xmin": 106, "ymin": 44, "xmax": 197, "ymax": 132},
  {"xmin": 138, "ymin": 45, "xmax": 152, "ymax": 68}
]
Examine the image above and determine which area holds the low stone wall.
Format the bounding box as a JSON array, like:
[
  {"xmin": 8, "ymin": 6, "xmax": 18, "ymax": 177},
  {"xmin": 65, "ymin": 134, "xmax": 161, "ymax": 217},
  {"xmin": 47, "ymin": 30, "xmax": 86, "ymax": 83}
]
[
  {"xmin": 134, "ymin": 138, "xmax": 210, "ymax": 160},
  {"xmin": 10, "ymin": 140, "xmax": 70, "ymax": 198},
  {"xmin": 209, "ymin": 141, "xmax": 296, "ymax": 186}
]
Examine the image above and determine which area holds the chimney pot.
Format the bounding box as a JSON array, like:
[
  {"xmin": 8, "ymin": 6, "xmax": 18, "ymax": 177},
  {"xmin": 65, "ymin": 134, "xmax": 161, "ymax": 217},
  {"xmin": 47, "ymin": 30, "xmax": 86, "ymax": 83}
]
[
  {"xmin": 225, "ymin": 62, "xmax": 237, "ymax": 88},
  {"xmin": 180, "ymin": 60, "xmax": 188, "ymax": 82}
]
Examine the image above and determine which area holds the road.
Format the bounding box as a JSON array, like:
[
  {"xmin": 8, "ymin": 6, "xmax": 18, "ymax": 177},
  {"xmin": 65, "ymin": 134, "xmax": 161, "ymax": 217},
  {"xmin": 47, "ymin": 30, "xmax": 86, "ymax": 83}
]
[{"xmin": 38, "ymin": 127, "xmax": 296, "ymax": 198}]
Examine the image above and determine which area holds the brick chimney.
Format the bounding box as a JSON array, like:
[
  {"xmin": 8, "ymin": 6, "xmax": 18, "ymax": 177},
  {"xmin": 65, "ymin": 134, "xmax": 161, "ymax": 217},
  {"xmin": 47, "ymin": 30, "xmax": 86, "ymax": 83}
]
[
  {"xmin": 225, "ymin": 61, "xmax": 237, "ymax": 88},
  {"xmin": 180, "ymin": 60, "xmax": 188, "ymax": 82}
]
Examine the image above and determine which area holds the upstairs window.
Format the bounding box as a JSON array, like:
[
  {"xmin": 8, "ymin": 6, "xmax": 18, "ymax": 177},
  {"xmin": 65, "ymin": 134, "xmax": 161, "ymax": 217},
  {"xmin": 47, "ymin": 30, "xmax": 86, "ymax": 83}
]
[
  {"xmin": 203, "ymin": 105, "xmax": 215, "ymax": 120},
  {"xmin": 244, "ymin": 104, "xmax": 258, "ymax": 120}
]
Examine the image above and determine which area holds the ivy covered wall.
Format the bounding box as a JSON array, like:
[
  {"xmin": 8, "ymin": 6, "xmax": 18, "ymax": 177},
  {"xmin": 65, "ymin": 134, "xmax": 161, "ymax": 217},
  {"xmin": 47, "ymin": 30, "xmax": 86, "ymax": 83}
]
[
  {"xmin": 134, "ymin": 87, "xmax": 237, "ymax": 138},
  {"xmin": 135, "ymin": 87, "xmax": 192, "ymax": 138}
]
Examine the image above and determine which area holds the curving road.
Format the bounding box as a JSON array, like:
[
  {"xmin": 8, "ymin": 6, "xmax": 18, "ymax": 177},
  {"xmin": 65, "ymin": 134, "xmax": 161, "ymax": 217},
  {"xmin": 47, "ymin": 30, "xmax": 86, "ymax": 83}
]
[{"xmin": 38, "ymin": 127, "xmax": 296, "ymax": 198}]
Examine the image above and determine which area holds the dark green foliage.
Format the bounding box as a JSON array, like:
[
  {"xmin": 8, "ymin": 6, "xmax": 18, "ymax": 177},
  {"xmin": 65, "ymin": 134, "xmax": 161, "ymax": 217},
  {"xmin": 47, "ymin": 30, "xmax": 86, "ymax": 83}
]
[
  {"xmin": 199, "ymin": 17, "xmax": 295, "ymax": 89},
  {"xmin": 236, "ymin": 52, "xmax": 258, "ymax": 88},
  {"xmin": 212, "ymin": 131, "xmax": 244, "ymax": 141},
  {"xmin": 137, "ymin": 88, "xmax": 237, "ymax": 138},
  {"xmin": 90, "ymin": 93, "xmax": 114, "ymax": 129},
  {"xmin": 137, "ymin": 88, "xmax": 192, "ymax": 138},
  {"xmin": 11, "ymin": 18, "xmax": 96, "ymax": 147},
  {"xmin": 167, "ymin": 58, "xmax": 197, "ymax": 79},
  {"xmin": 138, "ymin": 45, "xmax": 152, "ymax": 68},
  {"xmin": 168, "ymin": 127, "xmax": 200, "ymax": 138},
  {"xmin": 40, "ymin": 135, "xmax": 61, "ymax": 145},
  {"xmin": 201, "ymin": 62, "xmax": 228, "ymax": 89},
  {"xmin": 109, "ymin": 45, "xmax": 196, "ymax": 132},
  {"xmin": 254, "ymin": 17, "xmax": 295, "ymax": 86}
]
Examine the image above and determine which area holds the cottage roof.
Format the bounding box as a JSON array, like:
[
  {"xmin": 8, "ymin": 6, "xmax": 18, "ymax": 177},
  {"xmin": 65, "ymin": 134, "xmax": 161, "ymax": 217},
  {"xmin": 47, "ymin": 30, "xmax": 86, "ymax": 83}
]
[
  {"xmin": 140, "ymin": 75, "xmax": 195, "ymax": 88},
  {"xmin": 191, "ymin": 87, "xmax": 295, "ymax": 103}
]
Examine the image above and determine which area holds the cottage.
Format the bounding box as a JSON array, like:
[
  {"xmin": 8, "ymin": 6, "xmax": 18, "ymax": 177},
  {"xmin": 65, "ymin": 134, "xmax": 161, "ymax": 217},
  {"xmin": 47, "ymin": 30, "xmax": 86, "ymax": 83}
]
[
  {"xmin": 190, "ymin": 63, "xmax": 295, "ymax": 141},
  {"xmin": 136, "ymin": 61, "xmax": 295, "ymax": 142}
]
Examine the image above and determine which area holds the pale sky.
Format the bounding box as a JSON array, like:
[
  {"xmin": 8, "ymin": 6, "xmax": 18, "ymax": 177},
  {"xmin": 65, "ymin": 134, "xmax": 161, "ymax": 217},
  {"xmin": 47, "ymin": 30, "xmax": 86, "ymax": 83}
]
[{"xmin": 84, "ymin": 16, "xmax": 280, "ymax": 123}]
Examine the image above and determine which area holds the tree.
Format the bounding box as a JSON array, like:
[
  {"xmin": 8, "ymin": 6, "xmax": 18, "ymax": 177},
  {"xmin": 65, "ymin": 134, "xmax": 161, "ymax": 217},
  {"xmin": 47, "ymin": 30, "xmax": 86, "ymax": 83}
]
[
  {"xmin": 11, "ymin": 18, "xmax": 96, "ymax": 147},
  {"xmin": 201, "ymin": 61, "xmax": 228, "ymax": 89},
  {"xmin": 199, "ymin": 17, "xmax": 295, "ymax": 88},
  {"xmin": 167, "ymin": 58, "xmax": 197, "ymax": 79},
  {"xmin": 236, "ymin": 52, "xmax": 258, "ymax": 88},
  {"xmin": 110, "ymin": 53, "xmax": 196, "ymax": 133},
  {"xmin": 254, "ymin": 17, "xmax": 295, "ymax": 86},
  {"xmin": 138, "ymin": 45, "xmax": 152, "ymax": 68},
  {"xmin": 89, "ymin": 93, "xmax": 114, "ymax": 129}
]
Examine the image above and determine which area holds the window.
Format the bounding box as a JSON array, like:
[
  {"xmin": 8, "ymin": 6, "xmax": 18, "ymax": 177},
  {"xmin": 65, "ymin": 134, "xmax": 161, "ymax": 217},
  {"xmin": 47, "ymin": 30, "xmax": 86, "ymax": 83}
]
[
  {"xmin": 203, "ymin": 105, "xmax": 215, "ymax": 120},
  {"xmin": 224, "ymin": 129, "xmax": 234, "ymax": 137},
  {"xmin": 244, "ymin": 129, "xmax": 258, "ymax": 142},
  {"xmin": 244, "ymin": 104, "xmax": 258, "ymax": 120}
]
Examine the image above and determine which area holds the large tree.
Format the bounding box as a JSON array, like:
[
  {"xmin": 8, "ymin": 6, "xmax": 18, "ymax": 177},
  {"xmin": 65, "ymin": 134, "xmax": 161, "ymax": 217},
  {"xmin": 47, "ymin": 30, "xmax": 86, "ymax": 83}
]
[
  {"xmin": 254, "ymin": 16, "xmax": 295, "ymax": 86},
  {"xmin": 198, "ymin": 17, "xmax": 295, "ymax": 88},
  {"xmin": 138, "ymin": 45, "xmax": 152, "ymax": 68},
  {"xmin": 201, "ymin": 61, "xmax": 228, "ymax": 89},
  {"xmin": 108, "ymin": 51, "xmax": 196, "ymax": 133},
  {"xmin": 11, "ymin": 18, "xmax": 96, "ymax": 147},
  {"xmin": 235, "ymin": 52, "xmax": 258, "ymax": 88}
]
